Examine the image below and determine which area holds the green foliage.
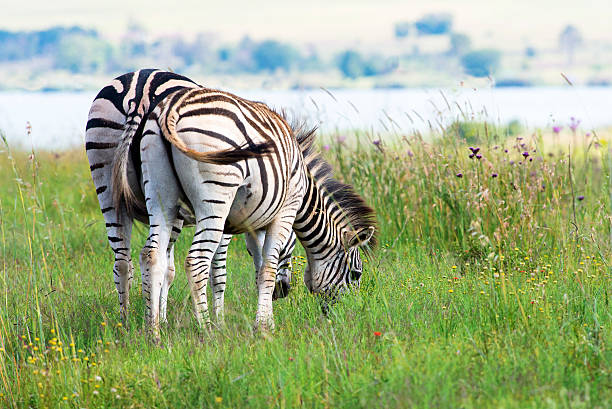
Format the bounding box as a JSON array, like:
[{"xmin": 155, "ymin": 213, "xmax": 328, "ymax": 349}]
[
  {"xmin": 460, "ymin": 49, "xmax": 501, "ymax": 78},
  {"xmin": 0, "ymin": 127, "xmax": 610, "ymax": 408},
  {"xmin": 415, "ymin": 13, "xmax": 453, "ymax": 35},
  {"xmin": 443, "ymin": 120, "xmax": 522, "ymax": 145}
]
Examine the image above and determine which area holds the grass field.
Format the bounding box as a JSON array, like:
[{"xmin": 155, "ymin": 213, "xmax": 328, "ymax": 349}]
[{"xmin": 0, "ymin": 124, "xmax": 610, "ymax": 408}]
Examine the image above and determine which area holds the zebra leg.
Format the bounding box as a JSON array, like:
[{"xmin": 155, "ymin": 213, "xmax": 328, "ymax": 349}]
[
  {"xmin": 160, "ymin": 216, "xmax": 184, "ymax": 324},
  {"xmin": 256, "ymin": 216, "xmax": 296, "ymax": 331},
  {"xmin": 245, "ymin": 230, "xmax": 266, "ymax": 286},
  {"xmin": 139, "ymin": 122, "xmax": 181, "ymax": 340},
  {"xmin": 86, "ymin": 104, "xmax": 137, "ymax": 323},
  {"xmin": 139, "ymin": 224, "xmax": 173, "ymax": 340},
  {"xmin": 273, "ymin": 231, "xmax": 296, "ymax": 300},
  {"xmin": 210, "ymin": 234, "xmax": 231, "ymax": 323},
  {"xmin": 110, "ymin": 211, "xmax": 134, "ymax": 324},
  {"xmin": 171, "ymin": 144, "xmax": 241, "ymax": 328},
  {"xmin": 247, "ymin": 230, "xmax": 296, "ymax": 300},
  {"xmin": 185, "ymin": 215, "xmax": 232, "ymax": 328}
]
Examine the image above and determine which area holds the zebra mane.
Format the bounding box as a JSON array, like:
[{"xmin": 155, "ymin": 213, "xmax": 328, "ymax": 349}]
[{"xmin": 291, "ymin": 121, "xmax": 378, "ymax": 250}]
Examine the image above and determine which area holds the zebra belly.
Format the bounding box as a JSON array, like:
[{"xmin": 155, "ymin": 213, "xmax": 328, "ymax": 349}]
[{"xmin": 224, "ymin": 183, "xmax": 279, "ymax": 234}]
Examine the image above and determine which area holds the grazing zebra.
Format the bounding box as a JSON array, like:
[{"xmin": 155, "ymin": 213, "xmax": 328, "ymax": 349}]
[
  {"xmin": 112, "ymin": 87, "xmax": 376, "ymax": 333},
  {"xmin": 85, "ymin": 69, "xmax": 295, "ymax": 327}
]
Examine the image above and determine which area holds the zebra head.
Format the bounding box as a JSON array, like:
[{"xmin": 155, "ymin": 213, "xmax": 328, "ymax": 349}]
[{"xmin": 304, "ymin": 225, "xmax": 375, "ymax": 297}]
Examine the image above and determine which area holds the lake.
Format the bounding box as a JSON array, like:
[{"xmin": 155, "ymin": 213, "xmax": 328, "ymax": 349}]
[{"xmin": 1, "ymin": 86, "xmax": 611, "ymax": 150}]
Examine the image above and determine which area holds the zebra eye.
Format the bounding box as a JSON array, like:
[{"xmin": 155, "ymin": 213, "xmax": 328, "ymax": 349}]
[{"xmin": 350, "ymin": 269, "xmax": 362, "ymax": 282}]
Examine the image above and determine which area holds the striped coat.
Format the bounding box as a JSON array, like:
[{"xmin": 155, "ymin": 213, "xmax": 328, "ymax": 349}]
[
  {"xmin": 85, "ymin": 69, "xmax": 295, "ymax": 329},
  {"xmin": 113, "ymin": 86, "xmax": 376, "ymax": 332}
]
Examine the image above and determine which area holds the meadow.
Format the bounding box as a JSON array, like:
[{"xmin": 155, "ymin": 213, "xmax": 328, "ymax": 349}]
[{"xmin": 0, "ymin": 121, "xmax": 610, "ymax": 408}]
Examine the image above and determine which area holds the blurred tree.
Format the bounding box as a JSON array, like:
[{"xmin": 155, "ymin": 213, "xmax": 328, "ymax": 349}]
[
  {"xmin": 337, "ymin": 51, "xmax": 397, "ymax": 79},
  {"xmin": 0, "ymin": 32, "xmax": 32, "ymax": 61},
  {"xmin": 394, "ymin": 22, "xmax": 412, "ymax": 39},
  {"xmin": 364, "ymin": 56, "xmax": 398, "ymax": 77},
  {"xmin": 252, "ymin": 40, "xmax": 299, "ymax": 72},
  {"xmin": 337, "ymin": 50, "xmax": 365, "ymax": 79},
  {"xmin": 448, "ymin": 33, "xmax": 471, "ymax": 56},
  {"xmin": 0, "ymin": 26, "xmax": 99, "ymax": 61},
  {"xmin": 122, "ymin": 21, "xmax": 148, "ymax": 57},
  {"xmin": 460, "ymin": 49, "xmax": 501, "ymax": 77},
  {"xmin": 300, "ymin": 45, "xmax": 324, "ymax": 71},
  {"xmin": 215, "ymin": 36, "xmax": 258, "ymax": 73},
  {"xmin": 558, "ymin": 25, "xmax": 583, "ymax": 65},
  {"xmin": 55, "ymin": 34, "xmax": 112, "ymax": 73},
  {"xmin": 415, "ymin": 14, "xmax": 453, "ymax": 35}
]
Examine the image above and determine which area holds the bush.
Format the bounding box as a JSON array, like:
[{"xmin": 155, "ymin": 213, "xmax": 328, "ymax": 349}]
[
  {"xmin": 460, "ymin": 49, "xmax": 501, "ymax": 77},
  {"xmin": 337, "ymin": 50, "xmax": 366, "ymax": 79},
  {"xmin": 54, "ymin": 34, "xmax": 112, "ymax": 73},
  {"xmin": 337, "ymin": 51, "xmax": 397, "ymax": 79},
  {"xmin": 252, "ymin": 40, "xmax": 299, "ymax": 72},
  {"xmin": 444, "ymin": 120, "xmax": 522, "ymax": 144}
]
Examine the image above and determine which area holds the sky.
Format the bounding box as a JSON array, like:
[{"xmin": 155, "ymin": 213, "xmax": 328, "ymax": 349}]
[{"xmin": 3, "ymin": 0, "xmax": 611, "ymax": 49}]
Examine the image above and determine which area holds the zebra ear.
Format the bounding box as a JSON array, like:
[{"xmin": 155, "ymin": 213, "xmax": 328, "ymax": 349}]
[{"xmin": 342, "ymin": 226, "xmax": 375, "ymax": 249}]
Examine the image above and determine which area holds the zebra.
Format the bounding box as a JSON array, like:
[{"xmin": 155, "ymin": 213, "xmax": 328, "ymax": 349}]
[
  {"xmin": 111, "ymin": 86, "xmax": 377, "ymax": 333},
  {"xmin": 85, "ymin": 69, "xmax": 295, "ymax": 327}
]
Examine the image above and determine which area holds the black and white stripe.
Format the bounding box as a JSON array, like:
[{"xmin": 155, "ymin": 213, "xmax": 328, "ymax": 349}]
[
  {"xmin": 85, "ymin": 70, "xmax": 295, "ymax": 330},
  {"xmin": 112, "ymin": 86, "xmax": 377, "ymax": 332}
]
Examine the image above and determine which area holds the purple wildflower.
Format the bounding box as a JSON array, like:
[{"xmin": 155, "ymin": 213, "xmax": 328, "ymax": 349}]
[
  {"xmin": 569, "ymin": 117, "xmax": 581, "ymax": 133},
  {"xmin": 337, "ymin": 135, "xmax": 347, "ymax": 144},
  {"xmin": 585, "ymin": 132, "xmax": 591, "ymax": 137},
  {"xmin": 456, "ymin": 172, "xmax": 463, "ymax": 178},
  {"xmin": 469, "ymin": 147, "xmax": 480, "ymax": 154},
  {"xmin": 491, "ymin": 173, "xmax": 498, "ymax": 178},
  {"xmin": 476, "ymin": 154, "xmax": 482, "ymax": 160},
  {"xmin": 469, "ymin": 153, "xmax": 475, "ymax": 159},
  {"xmin": 407, "ymin": 150, "xmax": 414, "ymax": 158},
  {"xmin": 553, "ymin": 125, "xmax": 563, "ymax": 135},
  {"xmin": 323, "ymin": 144, "xmax": 330, "ymax": 151},
  {"xmin": 578, "ymin": 195, "xmax": 584, "ymax": 201},
  {"xmin": 522, "ymin": 151, "xmax": 529, "ymax": 158},
  {"xmin": 372, "ymin": 140, "xmax": 381, "ymax": 146}
]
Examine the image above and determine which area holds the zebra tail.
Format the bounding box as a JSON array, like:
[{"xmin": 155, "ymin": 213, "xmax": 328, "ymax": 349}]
[
  {"xmin": 110, "ymin": 122, "xmax": 140, "ymax": 215},
  {"xmin": 162, "ymin": 106, "xmax": 274, "ymax": 164}
]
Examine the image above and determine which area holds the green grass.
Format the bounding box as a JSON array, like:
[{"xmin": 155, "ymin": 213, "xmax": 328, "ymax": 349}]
[{"xmin": 0, "ymin": 126, "xmax": 610, "ymax": 408}]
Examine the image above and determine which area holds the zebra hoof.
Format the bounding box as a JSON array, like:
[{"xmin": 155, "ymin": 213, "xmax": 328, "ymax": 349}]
[
  {"xmin": 254, "ymin": 315, "xmax": 275, "ymax": 333},
  {"xmin": 272, "ymin": 280, "xmax": 290, "ymax": 300}
]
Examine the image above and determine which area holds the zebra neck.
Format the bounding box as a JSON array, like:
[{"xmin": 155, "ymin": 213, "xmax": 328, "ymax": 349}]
[{"xmin": 293, "ymin": 172, "xmax": 342, "ymax": 259}]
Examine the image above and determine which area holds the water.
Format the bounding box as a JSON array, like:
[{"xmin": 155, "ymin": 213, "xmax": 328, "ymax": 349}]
[{"xmin": 0, "ymin": 86, "xmax": 610, "ymax": 150}]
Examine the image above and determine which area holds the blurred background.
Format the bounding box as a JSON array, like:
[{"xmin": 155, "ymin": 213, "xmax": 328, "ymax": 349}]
[{"xmin": 1, "ymin": 0, "xmax": 610, "ymax": 149}]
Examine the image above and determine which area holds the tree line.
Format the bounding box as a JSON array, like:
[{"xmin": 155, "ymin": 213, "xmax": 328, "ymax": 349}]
[{"xmin": 0, "ymin": 14, "xmax": 588, "ymax": 82}]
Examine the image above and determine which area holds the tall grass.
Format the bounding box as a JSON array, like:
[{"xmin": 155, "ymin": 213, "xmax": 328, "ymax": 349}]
[{"xmin": 0, "ymin": 125, "xmax": 609, "ymax": 408}]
